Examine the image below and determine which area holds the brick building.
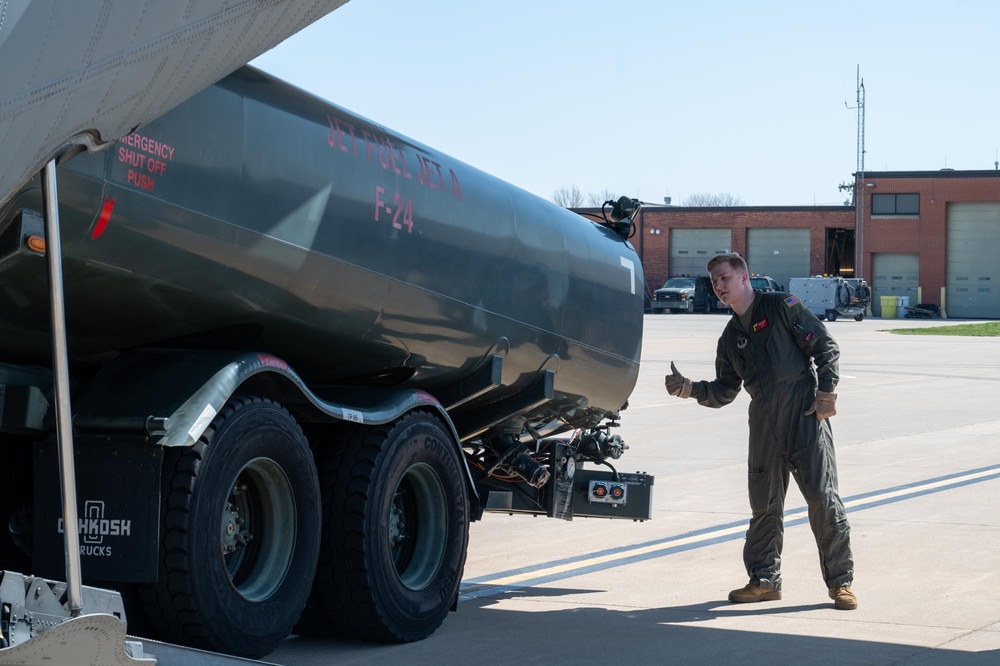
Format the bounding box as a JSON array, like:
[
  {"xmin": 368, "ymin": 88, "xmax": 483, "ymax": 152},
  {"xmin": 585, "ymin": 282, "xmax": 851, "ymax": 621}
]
[
  {"xmin": 859, "ymin": 170, "xmax": 1000, "ymax": 318},
  {"xmin": 609, "ymin": 169, "xmax": 1000, "ymax": 318}
]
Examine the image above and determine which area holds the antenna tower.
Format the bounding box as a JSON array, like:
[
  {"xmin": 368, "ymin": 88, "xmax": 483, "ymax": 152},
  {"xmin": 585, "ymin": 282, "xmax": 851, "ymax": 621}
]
[{"xmin": 846, "ymin": 66, "xmax": 866, "ymax": 279}]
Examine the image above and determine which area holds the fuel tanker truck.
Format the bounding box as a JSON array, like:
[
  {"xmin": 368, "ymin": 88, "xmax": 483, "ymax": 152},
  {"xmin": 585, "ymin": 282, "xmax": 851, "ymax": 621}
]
[{"xmin": 0, "ymin": 65, "xmax": 652, "ymax": 659}]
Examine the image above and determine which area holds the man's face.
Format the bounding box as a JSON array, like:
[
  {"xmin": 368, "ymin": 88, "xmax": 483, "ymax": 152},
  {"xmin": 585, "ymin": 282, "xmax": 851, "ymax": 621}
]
[{"xmin": 710, "ymin": 263, "xmax": 746, "ymax": 306}]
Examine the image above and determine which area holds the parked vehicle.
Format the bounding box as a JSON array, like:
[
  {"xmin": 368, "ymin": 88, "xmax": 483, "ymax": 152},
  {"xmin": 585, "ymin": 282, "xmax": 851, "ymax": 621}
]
[
  {"xmin": 652, "ymin": 276, "xmax": 717, "ymax": 313},
  {"xmin": 750, "ymin": 274, "xmax": 782, "ymax": 293},
  {"xmin": 788, "ymin": 276, "xmax": 872, "ymax": 321},
  {"xmin": 716, "ymin": 274, "xmax": 782, "ymax": 311}
]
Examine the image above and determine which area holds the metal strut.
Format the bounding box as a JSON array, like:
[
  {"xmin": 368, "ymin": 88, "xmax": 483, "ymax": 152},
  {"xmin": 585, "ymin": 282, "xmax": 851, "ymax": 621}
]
[{"xmin": 40, "ymin": 159, "xmax": 84, "ymax": 616}]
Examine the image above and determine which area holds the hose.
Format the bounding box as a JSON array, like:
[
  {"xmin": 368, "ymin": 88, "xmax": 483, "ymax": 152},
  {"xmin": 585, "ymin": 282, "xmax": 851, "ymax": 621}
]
[
  {"xmin": 856, "ymin": 283, "xmax": 872, "ymax": 307},
  {"xmin": 835, "ymin": 283, "xmax": 854, "ymax": 309}
]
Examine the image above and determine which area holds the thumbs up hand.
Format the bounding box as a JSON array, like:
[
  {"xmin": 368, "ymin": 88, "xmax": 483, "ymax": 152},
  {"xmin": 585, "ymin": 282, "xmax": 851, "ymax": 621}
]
[{"xmin": 664, "ymin": 362, "xmax": 693, "ymax": 399}]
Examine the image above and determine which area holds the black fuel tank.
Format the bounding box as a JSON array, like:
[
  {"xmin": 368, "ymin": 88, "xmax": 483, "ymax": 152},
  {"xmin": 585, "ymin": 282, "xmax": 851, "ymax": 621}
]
[{"xmin": 0, "ymin": 67, "xmax": 643, "ymax": 428}]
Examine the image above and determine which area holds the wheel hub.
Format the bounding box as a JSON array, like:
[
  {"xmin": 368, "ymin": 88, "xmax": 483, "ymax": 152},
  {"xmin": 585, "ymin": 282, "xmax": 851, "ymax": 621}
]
[
  {"xmin": 218, "ymin": 459, "xmax": 295, "ymax": 602},
  {"xmin": 220, "ymin": 483, "xmax": 253, "ymax": 555},
  {"xmin": 388, "ymin": 494, "xmax": 407, "ymax": 549}
]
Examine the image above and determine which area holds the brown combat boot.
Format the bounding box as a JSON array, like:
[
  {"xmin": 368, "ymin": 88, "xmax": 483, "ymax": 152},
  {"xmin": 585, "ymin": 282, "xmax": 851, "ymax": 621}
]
[
  {"xmin": 728, "ymin": 582, "xmax": 782, "ymax": 603},
  {"xmin": 828, "ymin": 585, "xmax": 858, "ymax": 610}
]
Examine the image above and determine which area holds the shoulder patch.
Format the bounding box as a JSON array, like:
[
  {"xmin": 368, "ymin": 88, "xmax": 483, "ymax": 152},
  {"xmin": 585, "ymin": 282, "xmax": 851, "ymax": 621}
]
[{"xmin": 784, "ymin": 295, "xmax": 800, "ymax": 307}]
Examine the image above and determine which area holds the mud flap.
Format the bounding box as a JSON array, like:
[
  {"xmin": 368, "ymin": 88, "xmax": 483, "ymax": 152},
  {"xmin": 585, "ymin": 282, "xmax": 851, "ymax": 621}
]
[{"xmin": 33, "ymin": 440, "xmax": 162, "ymax": 583}]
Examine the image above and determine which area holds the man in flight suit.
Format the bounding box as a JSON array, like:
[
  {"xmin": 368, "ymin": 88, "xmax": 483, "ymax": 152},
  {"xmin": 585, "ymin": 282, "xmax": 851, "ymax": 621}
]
[{"xmin": 664, "ymin": 253, "xmax": 857, "ymax": 610}]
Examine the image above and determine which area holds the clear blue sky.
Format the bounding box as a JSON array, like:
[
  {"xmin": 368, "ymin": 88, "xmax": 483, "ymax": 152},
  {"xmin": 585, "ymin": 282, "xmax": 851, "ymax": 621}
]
[{"xmin": 251, "ymin": 0, "xmax": 1000, "ymax": 207}]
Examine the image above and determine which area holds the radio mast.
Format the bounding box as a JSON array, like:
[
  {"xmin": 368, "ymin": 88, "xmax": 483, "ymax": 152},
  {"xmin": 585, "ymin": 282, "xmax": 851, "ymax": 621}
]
[{"xmin": 846, "ymin": 66, "xmax": 866, "ymax": 279}]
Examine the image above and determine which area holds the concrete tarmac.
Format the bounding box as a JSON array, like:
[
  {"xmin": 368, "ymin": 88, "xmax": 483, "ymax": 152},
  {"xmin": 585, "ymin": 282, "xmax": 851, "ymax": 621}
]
[{"xmin": 273, "ymin": 313, "xmax": 1000, "ymax": 665}]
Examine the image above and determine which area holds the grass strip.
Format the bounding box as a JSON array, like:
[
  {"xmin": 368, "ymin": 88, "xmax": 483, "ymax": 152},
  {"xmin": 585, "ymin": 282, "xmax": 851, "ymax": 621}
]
[{"xmin": 887, "ymin": 321, "xmax": 1000, "ymax": 336}]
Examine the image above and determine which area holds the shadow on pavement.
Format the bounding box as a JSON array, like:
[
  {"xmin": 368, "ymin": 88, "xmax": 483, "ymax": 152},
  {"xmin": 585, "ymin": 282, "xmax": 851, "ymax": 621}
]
[{"xmin": 271, "ymin": 586, "xmax": 999, "ymax": 665}]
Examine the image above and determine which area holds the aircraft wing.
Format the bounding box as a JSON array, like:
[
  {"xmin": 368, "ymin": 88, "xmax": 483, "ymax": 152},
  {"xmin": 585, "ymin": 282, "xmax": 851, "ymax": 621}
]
[{"xmin": 0, "ymin": 0, "xmax": 350, "ymax": 208}]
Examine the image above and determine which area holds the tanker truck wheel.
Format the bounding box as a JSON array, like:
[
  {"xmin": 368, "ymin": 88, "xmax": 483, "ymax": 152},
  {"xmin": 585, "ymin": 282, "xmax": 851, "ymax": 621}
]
[
  {"xmin": 305, "ymin": 411, "xmax": 469, "ymax": 642},
  {"xmin": 138, "ymin": 396, "xmax": 321, "ymax": 659}
]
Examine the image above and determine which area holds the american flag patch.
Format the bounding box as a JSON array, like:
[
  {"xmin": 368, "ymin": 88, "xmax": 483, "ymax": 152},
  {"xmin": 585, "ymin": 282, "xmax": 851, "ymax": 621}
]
[{"xmin": 784, "ymin": 295, "xmax": 800, "ymax": 307}]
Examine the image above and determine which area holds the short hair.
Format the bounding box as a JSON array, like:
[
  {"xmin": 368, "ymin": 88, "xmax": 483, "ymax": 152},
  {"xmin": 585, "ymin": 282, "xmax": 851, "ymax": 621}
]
[{"xmin": 707, "ymin": 252, "xmax": 748, "ymax": 275}]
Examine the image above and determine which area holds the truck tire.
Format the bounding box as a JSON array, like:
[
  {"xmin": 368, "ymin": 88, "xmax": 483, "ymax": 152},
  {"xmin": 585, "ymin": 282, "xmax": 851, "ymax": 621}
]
[
  {"xmin": 826, "ymin": 310, "xmax": 838, "ymax": 322},
  {"xmin": 685, "ymin": 299, "xmax": 695, "ymax": 314},
  {"xmin": 138, "ymin": 396, "xmax": 321, "ymax": 659},
  {"xmin": 854, "ymin": 312, "xmax": 865, "ymax": 321},
  {"xmin": 307, "ymin": 411, "xmax": 469, "ymax": 642}
]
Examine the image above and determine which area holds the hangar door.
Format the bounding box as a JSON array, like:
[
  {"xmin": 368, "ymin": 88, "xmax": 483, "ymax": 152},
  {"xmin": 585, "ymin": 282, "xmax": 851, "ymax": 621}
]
[
  {"xmin": 669, "ymin": 229, "xmax": 731, "ymax": 277},
  {"xmin": 746, "ymin": 228, "xmax": 810, "ymax": 292},
  {"xmin": 947, "ymin": 203, "xmax": 1000, "ymax": 319},
  {"xmin": 872, "ymin": 253, "xmax": 919, "ymax": 317}
]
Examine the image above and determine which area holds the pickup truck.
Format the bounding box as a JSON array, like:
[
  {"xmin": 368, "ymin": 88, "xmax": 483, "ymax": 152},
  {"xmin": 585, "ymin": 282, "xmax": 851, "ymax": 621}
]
[
  {"xmin": 750, "ymin": 275, "xmax": 782, "ymax": 293},
  {"xmin": 716, "ymin": 274, "xmax": 782, "ymax": 310},
  {"xmin": 651, "ymin": 276, "xmax": 716, "ymax": 314}
]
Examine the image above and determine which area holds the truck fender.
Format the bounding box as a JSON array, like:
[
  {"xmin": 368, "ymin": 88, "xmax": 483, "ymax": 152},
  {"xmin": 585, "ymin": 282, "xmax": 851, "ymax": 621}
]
[{"xmin": 72, "ymin": 349, "xmax": 479, "ymax": 500}]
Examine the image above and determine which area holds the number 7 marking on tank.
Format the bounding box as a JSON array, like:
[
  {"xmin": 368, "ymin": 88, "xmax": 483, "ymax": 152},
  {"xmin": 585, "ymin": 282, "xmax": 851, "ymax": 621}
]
[{"xmin": 620, "ymin": 257, "xmax": 635, "ymax": 294}]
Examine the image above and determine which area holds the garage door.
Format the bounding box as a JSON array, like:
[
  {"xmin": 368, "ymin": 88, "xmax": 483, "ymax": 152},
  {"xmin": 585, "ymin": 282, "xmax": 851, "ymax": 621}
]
[
  {"xmin": 872, "ymin": 253, "xmax": 919, "ymax": 317},
  {"xmin": 746, "ymin": 228, "xmax": 810, "ymax": 292},
  {"xmin": 947, "ymin": 203, "xmax": 1000, "ymax": 319},
  {"xmin": 669, "ymin": 229, "xmax": 731, "ymax": 277}
]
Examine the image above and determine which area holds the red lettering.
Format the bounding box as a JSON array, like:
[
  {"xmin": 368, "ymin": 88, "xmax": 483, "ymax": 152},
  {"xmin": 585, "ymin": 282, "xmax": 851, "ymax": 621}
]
[
  {"xmin": 333, "ymin": 118, "xmax": 346, "ymax": 152},
  {"xmin": 343, "ymin": 120, "xmax": 358, "ymax": 156},
  {"xmin": 326, "ymin": 115, "xmax": 359, "ymax": 156},
  {"xmin": 403, "ymin": 198, "xmax": 414, "ymax": 232},
  {"xmin": 388, "ymin": 139, "xmax": 403, "ymax": 175},
  {"xmin": 362, "ymin": 130, "xmax": 376, "ymax": 162},
  {"xmin": 118, "ymin": 147, "xmax": 146, "ymax": 169},
  {"xmin": 397, "ymin": 145, "xmax": 411, "ymax": 179},
  {"xmin": 334, "ymin": 117, "xmax": 349, "ymax": 153},
  {"xmin": 147, "ymin": 159, "xmax": 167, "ymax": 175},
  {"xmin": 376, "ymin": 189, "xmax": 416, "ymax": 234},
  {"xmin": 415, "ymin": 155, "xmax": 445, "ymax": 192},
  {"xmin": 376, "ymin": 137, "xmax": 391, "ymax": 170},
  {"xmin": 430, "ymin": 159, "xmax": 443, "ymax": 191},
  {"xmin": 417, "ymin": 155, "xmax": 429, "ymax": 186},
  {"xmin": 326, "ymin": 115, "xmax": 337, "ymax": 147},
  {"xmin": 391, "ymin": 194, "xmax": 404, "ymax": 230},
  {"xmin": 126, "ymin": 170, "xmax": 155, "ymax": 191},
  {"xmin": 329, "ymin": 119, "xmax": 454, "ymax": 212},
  {"xmin": 119, "ymin": 133, "xmax": 174, "ymax": 161},
  {"xmin": 375, "ymin": 186, "xmax": 386, "ymax": 221}
]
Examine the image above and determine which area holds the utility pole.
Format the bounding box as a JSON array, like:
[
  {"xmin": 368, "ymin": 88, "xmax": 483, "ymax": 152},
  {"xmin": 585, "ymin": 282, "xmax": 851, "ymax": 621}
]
[{"xmin": 846, "ymin": 66, "xmax": 866, "ymax": 280}]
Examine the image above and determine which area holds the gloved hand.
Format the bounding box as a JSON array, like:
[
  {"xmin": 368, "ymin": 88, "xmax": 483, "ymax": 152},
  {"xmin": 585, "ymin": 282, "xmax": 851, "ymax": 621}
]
[
  {"xmin": 804, "ymin": 389, "xmax": 837, "ymax": 420},
  {"xmin": 664, "ymin": 362, "xmax": 692, "ymax": 399}
]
